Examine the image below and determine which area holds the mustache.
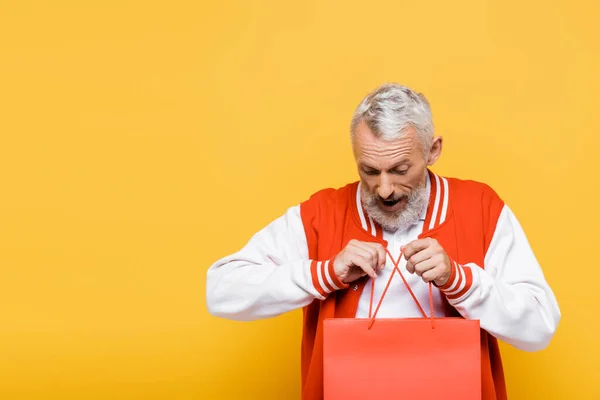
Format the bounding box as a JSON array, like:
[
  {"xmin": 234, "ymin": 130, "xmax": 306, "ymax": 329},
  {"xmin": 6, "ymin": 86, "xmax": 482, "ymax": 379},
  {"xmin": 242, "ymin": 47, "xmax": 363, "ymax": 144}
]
[
  {"xmin": 366, "ymin": 193, "xmax": 411, "ymax": 205},
  {"xmin": 374, "ymin": 193, "xmax": 408, "ymax": 203}
]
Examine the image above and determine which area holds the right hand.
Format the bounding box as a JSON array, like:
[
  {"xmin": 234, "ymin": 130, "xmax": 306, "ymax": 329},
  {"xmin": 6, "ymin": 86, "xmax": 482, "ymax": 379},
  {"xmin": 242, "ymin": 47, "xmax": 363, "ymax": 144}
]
[{"xmin": 333, "ymin": 239, "xmax": 387, "ymax": 284}]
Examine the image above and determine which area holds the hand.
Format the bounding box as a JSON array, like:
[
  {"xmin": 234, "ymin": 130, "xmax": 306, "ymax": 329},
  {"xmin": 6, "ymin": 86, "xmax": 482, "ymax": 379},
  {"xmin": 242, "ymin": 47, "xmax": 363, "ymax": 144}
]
[
  {"xmin": 333, "ymin": 239, "xmax": 386, "ymax": 284},
  {"xmin": 402, "ymin": 238, "xmax": 452, "ymax": 286}
]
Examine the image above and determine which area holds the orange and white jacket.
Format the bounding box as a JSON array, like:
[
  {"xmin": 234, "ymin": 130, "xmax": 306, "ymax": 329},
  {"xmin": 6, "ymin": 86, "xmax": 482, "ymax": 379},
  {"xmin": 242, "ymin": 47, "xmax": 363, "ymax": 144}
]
[{"xmin": 206, "ymin": 170, "xmax": 561, "ymax": 400}]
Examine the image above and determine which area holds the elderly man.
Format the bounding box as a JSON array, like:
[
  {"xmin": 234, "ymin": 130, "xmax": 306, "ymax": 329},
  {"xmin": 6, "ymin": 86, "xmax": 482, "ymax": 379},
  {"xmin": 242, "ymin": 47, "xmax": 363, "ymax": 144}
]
[{"xmin": 206, "ymin": 83, "xmax": 561, "ymax": 399}]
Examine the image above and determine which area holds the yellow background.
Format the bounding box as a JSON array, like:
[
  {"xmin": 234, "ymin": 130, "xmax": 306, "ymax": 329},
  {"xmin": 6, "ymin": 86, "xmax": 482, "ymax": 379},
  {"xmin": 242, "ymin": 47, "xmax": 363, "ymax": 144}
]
[{"xmin": 0, "ymin": 0, "xmax": 598, "ymax": 398}]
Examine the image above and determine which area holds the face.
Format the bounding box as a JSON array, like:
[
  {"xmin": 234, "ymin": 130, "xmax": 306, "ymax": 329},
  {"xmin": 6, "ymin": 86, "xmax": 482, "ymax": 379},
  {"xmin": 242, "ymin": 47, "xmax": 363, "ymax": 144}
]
[{"xmin": 352, "ymin": 121, "xmax": 442, "ymax": 232}]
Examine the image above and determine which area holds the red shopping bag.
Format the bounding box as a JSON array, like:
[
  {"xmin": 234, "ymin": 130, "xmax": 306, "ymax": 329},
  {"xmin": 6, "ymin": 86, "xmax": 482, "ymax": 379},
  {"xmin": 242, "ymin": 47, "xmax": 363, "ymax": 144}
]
[{"xmin": 323, "ymin": 248, "xmax": 481, "ymax": 400}]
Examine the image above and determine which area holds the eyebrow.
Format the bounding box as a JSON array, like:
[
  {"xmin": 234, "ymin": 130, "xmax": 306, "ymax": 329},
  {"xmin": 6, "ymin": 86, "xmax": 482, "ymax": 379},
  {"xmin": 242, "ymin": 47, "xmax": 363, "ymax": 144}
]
[{"xmin": 360, "ymin": 160, "xmax": 410, "ymax": 171}]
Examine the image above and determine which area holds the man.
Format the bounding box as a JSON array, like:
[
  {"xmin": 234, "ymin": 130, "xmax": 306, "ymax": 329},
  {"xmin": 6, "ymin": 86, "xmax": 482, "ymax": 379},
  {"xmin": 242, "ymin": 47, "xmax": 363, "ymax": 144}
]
[{"xmin": 206, "ymin": 83, "xmax": 561, "ymax": 399}]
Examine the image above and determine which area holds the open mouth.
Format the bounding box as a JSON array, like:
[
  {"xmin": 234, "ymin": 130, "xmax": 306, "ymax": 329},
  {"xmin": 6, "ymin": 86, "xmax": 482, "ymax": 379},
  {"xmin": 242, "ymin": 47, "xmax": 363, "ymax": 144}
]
[{"xmin": 382, "ymin": 198, "xmax": 401, "ymax": 207}]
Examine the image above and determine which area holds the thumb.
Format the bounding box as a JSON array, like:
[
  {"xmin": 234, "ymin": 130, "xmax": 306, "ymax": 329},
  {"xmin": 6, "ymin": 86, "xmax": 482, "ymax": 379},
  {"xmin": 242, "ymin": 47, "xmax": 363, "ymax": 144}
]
[{"xmin": 401, "ymin": 245, "xmax": 407, "ymax": 258}]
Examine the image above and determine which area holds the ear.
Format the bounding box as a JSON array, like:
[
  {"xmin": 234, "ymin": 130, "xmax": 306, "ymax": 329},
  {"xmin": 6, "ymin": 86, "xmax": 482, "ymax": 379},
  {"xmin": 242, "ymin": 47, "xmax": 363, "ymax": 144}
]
[{"xmin": 427, "ymin": 136, "xmax": 443, "ymax": 166}]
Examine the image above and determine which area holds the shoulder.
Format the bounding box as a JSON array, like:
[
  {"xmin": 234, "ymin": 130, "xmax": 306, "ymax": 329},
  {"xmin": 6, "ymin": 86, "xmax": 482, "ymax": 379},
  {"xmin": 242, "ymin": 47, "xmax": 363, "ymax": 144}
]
[
  {"xmin": 441, "ymin": 174, "xmax": 508, "ymax": 245},
  {"xmin": 444, "ymin": 175, "xmax": 504, "ymax": 208},
  {"xmin": 301, "ymin": 181, "xmax": 358, "ymax": 209},
  {"xmin": 299, "ymin": 181, "xmax": 358, "ymax": 223},
  {"xmin": 440, "ymin": 174, "xmax": 506, "ymax": 226}
]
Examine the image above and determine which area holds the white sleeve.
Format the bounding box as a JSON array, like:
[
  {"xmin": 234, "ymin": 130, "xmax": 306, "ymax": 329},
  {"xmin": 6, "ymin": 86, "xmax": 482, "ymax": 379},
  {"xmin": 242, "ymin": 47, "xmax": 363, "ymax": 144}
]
[
  {"xmin": 438, "ymin": 205, "xmax": 561, "ymax": 351},
  {"xmin": 205, "ymin": 205, "xmax": 345, "ymax": 321}
]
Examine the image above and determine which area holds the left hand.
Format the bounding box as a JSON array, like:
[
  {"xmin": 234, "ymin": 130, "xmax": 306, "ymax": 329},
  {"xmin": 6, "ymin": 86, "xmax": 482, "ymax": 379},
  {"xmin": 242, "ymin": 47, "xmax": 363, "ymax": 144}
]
[{"xmin": 402, "ymin": 238, "xmax": 452, "ymax": 286}]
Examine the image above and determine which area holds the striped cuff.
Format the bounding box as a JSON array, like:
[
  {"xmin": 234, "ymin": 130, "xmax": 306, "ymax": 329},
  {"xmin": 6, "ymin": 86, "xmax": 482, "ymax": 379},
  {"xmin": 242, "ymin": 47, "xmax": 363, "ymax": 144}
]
[
  {"xmin": 310, "ymin": 259, "xmax": 349, "ymax": 297},
  {"xmin": 437, "ymin": 260, "xmax": 474, "ymax": 301}
]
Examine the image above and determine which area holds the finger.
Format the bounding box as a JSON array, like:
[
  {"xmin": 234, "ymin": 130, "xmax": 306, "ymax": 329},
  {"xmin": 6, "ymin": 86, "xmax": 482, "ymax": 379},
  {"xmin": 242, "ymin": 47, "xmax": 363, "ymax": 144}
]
[
  {"xmin": 351, "ymin": 255, "xmax": 378, "ymax": 279},
  {"xmin": 406, "ymin": 246, "xmax": 436, "ymax": 274},
  {"xmin": 364, "ymin": 242, "xmax": 387, "ymax": 271},
  {"xmin": 414, "ymin": 257, "xmax": 437, "ymax": 277},
  {"xmin": 348, "ymin": 265, "xmax": 367, "ymax": 281},
  {"xmin": 402, "ymin": 238, "xmax": 435, "ymax": 260},
  {"xmin": 345, "ymin": 243, "xmax": 379, "ymax": 279},
  {"xmin": 422, "ymin": 265, "xmax": 445, "ymax": 283},
  {"xmin": 350, "ymin": 241, "xmax": 384, "ymax": 272}
]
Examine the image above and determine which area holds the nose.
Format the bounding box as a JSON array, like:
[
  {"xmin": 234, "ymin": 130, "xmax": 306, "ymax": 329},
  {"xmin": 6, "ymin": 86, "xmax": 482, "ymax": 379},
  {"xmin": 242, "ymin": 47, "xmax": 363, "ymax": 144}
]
[{"xmin": 377, "ymin": 173, "xmax": 394, "ymax": 199}]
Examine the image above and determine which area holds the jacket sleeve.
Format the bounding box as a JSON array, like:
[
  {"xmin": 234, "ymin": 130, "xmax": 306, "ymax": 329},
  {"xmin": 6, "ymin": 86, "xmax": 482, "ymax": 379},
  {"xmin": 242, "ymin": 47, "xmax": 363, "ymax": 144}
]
[
  {"xmin": 437, "ymin": 205, "xmax": 561, "ymax": 351},
  {"xmin": 205, "ymin": 204, "xmax": 347, "ymax": 321}
]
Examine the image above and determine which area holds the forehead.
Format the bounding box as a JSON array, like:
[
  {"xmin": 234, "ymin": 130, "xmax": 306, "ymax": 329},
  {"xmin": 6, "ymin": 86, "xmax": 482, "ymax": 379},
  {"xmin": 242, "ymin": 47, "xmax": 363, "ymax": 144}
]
[{"xmin": 353, "ymin": 121, "xmax": 421, "ymax": 167}]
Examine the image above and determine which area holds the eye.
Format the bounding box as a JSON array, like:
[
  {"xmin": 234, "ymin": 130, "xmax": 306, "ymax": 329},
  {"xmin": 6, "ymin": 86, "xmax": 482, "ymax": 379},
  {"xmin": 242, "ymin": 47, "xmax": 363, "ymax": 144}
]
[
  {"xmin": 362, "ymin": 168, "xmax": 379, "ymax": 176},
  {"xmin": 393, "ymin": 168, "xmax": 409, "ymax": 175}
]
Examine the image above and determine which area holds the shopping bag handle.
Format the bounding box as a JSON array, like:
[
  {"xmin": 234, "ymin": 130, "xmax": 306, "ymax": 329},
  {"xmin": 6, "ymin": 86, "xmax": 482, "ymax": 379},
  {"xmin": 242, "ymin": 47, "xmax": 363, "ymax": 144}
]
[{"xmin": 367, "ymin": 247, "xmax": 435, "ymax": 330}]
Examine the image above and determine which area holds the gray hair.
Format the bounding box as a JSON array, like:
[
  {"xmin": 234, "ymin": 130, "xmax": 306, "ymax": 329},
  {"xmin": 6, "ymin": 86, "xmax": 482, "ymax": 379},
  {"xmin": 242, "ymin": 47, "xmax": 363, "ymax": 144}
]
[{"xmin": 350, "ymin": 83, "xmax": 434, "ymax": 154}]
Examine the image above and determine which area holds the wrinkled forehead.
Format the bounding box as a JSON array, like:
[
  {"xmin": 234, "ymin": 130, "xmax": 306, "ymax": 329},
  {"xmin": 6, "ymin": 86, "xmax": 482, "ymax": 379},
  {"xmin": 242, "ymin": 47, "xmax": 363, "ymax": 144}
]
[{"xmin": 352, "ymin": 122, "xmax": 422, "ymax": 167}]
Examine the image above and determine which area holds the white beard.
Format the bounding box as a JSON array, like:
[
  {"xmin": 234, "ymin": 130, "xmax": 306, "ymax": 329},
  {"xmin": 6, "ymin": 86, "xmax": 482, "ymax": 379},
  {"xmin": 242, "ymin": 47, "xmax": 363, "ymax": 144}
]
[{"xmin": 360, "ymin": 178, "xmax": 429, "ymax": 233}]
